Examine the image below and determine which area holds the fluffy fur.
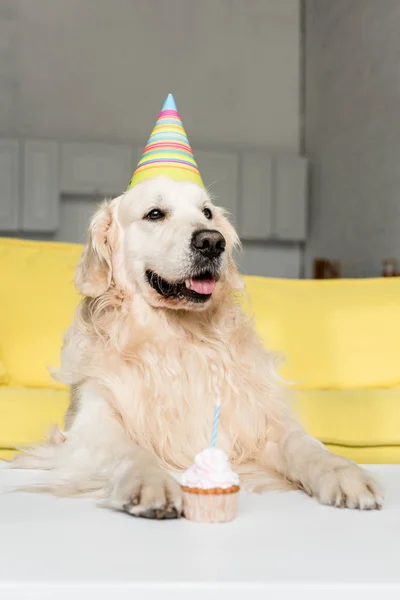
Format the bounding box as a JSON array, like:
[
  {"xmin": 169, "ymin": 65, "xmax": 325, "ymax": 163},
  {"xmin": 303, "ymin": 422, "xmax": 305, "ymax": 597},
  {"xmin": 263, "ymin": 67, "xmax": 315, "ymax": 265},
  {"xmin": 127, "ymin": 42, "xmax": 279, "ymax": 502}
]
[{"xmin": 10, "ymin": 177, "xmax": 383, "ymax": 517}]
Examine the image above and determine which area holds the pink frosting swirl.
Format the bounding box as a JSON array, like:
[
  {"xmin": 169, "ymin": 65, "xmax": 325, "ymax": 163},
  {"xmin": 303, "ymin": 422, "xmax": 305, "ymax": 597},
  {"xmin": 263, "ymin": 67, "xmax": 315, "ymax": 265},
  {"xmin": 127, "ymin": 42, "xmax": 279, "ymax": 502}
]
[{"xmin": 182, "ymin": 448, "xmax": 240, "ymax": 489}]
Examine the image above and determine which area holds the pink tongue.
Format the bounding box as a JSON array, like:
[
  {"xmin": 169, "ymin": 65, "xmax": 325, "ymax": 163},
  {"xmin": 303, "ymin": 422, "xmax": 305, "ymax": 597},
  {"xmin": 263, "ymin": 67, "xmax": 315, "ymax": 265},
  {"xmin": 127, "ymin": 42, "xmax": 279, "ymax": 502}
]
[{"xmin": 190, "ymin": 278, "xmax": 216, "ymax": 295}]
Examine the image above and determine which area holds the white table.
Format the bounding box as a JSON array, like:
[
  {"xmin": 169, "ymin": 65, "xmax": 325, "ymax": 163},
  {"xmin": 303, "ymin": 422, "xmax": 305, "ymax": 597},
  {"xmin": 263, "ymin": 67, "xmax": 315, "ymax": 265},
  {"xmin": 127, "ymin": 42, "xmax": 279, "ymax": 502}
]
[{"xmin": 0, "ymin": 465, "xmax": 399, "ymax": 599}]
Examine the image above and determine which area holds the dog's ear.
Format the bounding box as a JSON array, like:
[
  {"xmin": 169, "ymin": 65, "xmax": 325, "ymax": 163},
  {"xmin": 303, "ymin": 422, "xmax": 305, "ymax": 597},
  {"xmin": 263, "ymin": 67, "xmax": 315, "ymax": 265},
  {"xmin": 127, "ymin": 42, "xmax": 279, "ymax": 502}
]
[
  {"xmin": 214, "ymin": 207, "xmax": 244, "ymax": 292},
  {"xmin": 75, "ymin": 201, "xmax": 114, "ymax": 298}
]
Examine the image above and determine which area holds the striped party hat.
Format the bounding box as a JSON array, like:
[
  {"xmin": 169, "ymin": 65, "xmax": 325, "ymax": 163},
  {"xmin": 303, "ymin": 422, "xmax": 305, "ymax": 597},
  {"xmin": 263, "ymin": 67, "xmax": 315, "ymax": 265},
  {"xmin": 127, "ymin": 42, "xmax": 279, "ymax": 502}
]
[{"xmin": 128, "ymin": 93, "xmax": 204, "ymax": 189}]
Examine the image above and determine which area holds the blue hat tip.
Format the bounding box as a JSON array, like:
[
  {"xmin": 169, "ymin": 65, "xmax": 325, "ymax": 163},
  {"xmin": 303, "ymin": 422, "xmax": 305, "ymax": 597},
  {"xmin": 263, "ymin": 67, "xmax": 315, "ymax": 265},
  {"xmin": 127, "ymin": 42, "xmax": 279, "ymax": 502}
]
[{"xmin": 162, "ymin": 93, "xmax": 177, "ymax": 112}]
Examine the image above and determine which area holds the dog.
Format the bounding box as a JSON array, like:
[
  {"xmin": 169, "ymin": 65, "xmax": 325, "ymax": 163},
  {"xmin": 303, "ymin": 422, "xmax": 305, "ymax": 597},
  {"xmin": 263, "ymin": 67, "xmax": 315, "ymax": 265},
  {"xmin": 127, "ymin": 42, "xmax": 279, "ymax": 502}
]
[{"xmin": 11, "ymin": 176, "xmax": 383, "ymax": 517}]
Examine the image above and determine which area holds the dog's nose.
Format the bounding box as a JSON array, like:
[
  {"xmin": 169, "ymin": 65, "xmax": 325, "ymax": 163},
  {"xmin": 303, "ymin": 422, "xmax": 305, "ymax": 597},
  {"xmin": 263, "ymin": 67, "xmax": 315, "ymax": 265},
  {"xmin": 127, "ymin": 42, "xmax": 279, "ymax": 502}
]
[{"xmin": 191, "ymin": 229, "xmax": 226, "ymax": 258}]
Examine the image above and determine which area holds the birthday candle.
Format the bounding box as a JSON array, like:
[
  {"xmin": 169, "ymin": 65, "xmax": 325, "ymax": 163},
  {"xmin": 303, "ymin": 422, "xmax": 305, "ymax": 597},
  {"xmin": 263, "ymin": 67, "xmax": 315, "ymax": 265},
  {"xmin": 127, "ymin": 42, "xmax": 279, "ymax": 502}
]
[{"xmin": 210, "ymin": 401, "xmax": 221, "ymax": 448}]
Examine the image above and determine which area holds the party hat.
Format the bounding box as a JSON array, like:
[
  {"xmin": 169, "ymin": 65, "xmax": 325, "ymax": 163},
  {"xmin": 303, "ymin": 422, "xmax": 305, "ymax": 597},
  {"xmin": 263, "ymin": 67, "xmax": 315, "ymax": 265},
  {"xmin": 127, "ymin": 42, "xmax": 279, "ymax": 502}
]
[{"xmin": 128, "ymin": 93, "xmax": 204, "ymax": 189}]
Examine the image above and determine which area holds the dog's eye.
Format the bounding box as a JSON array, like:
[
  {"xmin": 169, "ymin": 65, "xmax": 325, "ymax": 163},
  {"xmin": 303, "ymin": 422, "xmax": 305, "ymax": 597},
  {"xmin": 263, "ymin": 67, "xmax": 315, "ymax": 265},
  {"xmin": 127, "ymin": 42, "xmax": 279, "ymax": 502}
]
[
  {"xmin": 203, "ymin": 207, "xmax": 213, "ymax": 220},
  {"xmin": 145, "ymin": 209, "xmax": 165, "ymax": 221}
]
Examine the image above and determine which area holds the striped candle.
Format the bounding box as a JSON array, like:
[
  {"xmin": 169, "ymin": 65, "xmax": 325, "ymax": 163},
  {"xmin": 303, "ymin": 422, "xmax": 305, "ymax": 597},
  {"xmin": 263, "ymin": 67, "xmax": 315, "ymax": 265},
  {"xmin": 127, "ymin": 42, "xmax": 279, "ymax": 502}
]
[{"xmin": 210, "ymin": 401, "xmax": 221, "ymax": 448}]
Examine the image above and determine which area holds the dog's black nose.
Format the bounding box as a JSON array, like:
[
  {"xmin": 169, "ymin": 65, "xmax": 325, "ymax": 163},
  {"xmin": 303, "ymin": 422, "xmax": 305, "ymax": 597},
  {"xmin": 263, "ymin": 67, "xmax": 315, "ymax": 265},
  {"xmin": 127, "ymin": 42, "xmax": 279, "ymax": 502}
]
[{"xmin": 191, "ymin": 229, "xmax": 226, "ymax": 259}]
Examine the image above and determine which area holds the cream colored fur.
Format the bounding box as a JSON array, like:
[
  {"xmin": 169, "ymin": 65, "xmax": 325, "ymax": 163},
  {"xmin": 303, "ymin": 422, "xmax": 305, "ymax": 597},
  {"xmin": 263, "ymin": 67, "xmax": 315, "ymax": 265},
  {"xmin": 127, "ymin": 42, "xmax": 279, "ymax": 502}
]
[{"xmin": 11, "ymin": 177, "xmax": 383, "ymax": 516}]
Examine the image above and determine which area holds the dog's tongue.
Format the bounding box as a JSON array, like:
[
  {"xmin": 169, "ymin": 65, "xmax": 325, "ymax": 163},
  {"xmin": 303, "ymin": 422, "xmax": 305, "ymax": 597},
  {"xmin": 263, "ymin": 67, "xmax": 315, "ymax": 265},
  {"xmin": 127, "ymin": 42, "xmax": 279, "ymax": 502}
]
[{"xmin": 190, "ymin": 277, "xmax": 216, "ymax": 295}]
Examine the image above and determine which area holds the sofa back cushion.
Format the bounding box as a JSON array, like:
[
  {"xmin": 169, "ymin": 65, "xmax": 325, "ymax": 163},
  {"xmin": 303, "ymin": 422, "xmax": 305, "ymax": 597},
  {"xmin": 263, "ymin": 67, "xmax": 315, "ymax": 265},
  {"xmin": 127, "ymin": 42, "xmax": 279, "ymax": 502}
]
[
  {"xmin": 245, "ymin": 276, "xmax": 400, "ymax": 390},
  {"xmin": 2, "ymin": 237, "xmax": 400, "ymax": 391},
  {"xmin": 0, "ymin": 238, "xmax": 81, "ymax": 388}
]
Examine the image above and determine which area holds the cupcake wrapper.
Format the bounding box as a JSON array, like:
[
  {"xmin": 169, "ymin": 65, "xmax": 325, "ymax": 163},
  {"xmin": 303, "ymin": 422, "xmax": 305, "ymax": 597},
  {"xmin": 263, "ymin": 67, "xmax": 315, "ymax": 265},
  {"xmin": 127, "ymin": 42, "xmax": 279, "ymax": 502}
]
[{"xmin": 183, "ymin": 490, "xmax": 239, "ymax": 523}]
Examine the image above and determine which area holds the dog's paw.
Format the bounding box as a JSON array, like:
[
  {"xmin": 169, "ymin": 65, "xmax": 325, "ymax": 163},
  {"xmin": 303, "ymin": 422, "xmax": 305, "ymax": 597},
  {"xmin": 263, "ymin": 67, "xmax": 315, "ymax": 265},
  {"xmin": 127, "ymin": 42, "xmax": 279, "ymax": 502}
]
[
  {"xmin": 313, "ymin": 459, "xmax": 383, "ymax": 510},
  {"xmin": 123, "ymin": 472, "xmax": 182, "ymax": 519},
  {"xmin": 104, "ymin": 464, "xmax": 183, "ymax": 520}
]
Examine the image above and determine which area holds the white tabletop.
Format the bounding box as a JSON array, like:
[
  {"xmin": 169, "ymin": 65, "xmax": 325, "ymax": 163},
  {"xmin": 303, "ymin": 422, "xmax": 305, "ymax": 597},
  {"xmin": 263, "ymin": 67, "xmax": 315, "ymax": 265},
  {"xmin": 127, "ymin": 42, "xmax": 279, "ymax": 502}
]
[{"xmin": 0, "ymin": 465, "xmax": 399, "ymax": 600}]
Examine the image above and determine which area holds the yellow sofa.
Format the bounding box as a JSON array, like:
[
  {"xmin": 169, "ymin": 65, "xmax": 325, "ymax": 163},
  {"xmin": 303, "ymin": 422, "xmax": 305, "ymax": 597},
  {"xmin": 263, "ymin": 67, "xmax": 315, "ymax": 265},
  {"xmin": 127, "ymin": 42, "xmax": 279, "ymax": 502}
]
[{"xmin": 1, "ymin": 237, "xmax": 400, "ymax": 463}]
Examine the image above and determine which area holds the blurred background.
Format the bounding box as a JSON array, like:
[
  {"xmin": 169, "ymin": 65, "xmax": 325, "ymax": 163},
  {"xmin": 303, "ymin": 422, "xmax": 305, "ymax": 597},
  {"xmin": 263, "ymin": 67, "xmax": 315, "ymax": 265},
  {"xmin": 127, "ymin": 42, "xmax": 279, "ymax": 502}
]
[{"xmin": 0, "ymin": 0, "xmax": 398, "ymax": 279}]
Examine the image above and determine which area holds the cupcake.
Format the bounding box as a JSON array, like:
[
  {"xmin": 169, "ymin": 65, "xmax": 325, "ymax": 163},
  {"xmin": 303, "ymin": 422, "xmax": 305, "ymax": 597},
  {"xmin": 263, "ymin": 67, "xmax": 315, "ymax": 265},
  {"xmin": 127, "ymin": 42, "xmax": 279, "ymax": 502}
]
[{"xmin": 182, "ymin": 447, "xmax": 240, "ymax": 522}]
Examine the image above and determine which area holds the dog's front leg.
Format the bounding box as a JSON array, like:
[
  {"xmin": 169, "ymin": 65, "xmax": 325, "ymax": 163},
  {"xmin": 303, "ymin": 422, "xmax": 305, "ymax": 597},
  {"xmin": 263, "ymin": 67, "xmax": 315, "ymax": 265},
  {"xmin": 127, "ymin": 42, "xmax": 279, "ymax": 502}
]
[
  {"xmin": 73, "ymin": 384, "xmax": 183, "ymax": 519},
  {"xmin": 262, "ymin": 420, "xmax": 383, "ymax": 510}
]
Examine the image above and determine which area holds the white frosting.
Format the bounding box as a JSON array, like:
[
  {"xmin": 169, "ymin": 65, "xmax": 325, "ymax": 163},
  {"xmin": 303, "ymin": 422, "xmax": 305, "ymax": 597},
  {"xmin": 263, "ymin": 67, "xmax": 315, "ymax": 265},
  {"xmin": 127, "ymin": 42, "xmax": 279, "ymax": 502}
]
[{"xmin": 182, "ymin": 448, "xmax": 240, "ymax": 489}]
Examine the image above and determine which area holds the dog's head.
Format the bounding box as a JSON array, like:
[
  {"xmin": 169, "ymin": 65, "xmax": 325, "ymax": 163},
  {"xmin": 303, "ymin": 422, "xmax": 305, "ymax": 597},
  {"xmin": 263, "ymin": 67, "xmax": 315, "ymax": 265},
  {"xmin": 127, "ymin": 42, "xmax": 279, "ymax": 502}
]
[{"xmin": 75, "ymin": 176, "xmax": 241, "ymax": 311}]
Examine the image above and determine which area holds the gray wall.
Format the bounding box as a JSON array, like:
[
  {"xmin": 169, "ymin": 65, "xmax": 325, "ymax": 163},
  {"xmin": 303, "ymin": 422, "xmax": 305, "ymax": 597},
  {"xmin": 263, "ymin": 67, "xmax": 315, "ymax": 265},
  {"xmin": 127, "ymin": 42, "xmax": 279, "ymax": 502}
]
[
  {"xmin": 305, "ymin": 0, "xmax": 400, "ymax": 277},
  {"xmin": 0, "ymin": 0, "xmax": 302, "ymax": 278},
  {"xmin": 1, "ymin": 0, "xmax": 300, "ymax": 148}
]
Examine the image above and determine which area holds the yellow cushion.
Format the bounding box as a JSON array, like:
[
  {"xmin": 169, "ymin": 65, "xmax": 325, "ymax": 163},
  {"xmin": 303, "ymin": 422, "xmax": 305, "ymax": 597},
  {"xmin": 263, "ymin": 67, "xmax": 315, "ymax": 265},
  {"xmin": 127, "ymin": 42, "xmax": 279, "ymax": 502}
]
[
  {"xmin": 0, "ymin": 238, "xmax": 82, "ymax": 388},
  {"xmin": 0, "ymin": 361, "xmax": 8, "ymax": 385},
  {"xmin": 0, "ymin": 450, "xmax": 17, "ymax": 460},
  {"xmin": 294, "ymin": 387, "xmax": 400, "ymax": 446},
  {"xmin": 244, "ymin": 276, "xmax": 400, "ymax": 390},
  {"xmin": 326, "ymin": 445, "xmax": 400, "ymax": 464},
  {"xmin": 0, "ymin": 387, "xmax": 69, "ymax": 449},
  {"xmin": 2, "ymin": 238, "xmax": 399, "ymax": 393}
]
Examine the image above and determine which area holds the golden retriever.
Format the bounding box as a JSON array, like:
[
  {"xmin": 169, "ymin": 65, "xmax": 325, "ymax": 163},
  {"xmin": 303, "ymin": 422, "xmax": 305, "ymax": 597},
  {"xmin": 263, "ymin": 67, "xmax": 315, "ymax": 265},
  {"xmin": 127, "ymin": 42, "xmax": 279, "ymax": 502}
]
[{"xmin": 11, "ymin": 176, "xmax": 383, "ymax": 517}]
